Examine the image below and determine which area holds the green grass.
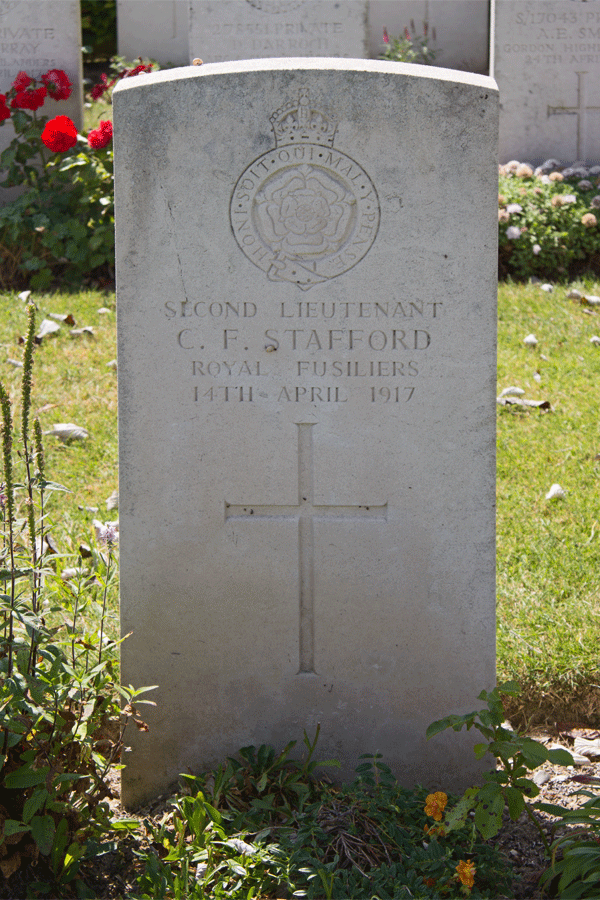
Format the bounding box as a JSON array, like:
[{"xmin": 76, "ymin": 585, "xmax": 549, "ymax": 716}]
[
  {"xmin": 0, "ymin": 289, "xmax": 119, "ymax": 638},
  {"xmin": 1, "ymin": 281, "xmax": 599, "ymax": 725},
  {"xmin": 496, "ymin": 276, "xmax": 600, "ymax": 724}
]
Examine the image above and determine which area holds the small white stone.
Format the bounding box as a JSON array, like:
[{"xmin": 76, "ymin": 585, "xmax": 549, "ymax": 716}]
[
  {"xmin": 524, "ymin": 334, "xmax": 538, "ymax": 346},
  {"xmin": 590, "ymin": 336, "xmax": 600, "ymax": 345},
  {"xmin": 228, "ymin": 838, "xmax": 256, "ymax": 856},
  {"xmin": 195, "ymin": 863, "xmax": 208, "ymax": 881},
  {"xmin": 540, "ymin": 283, "xmax": 553, "ymax": 292},
  {"xmin": 584, "ymin": 295, "xmax": 600, "ymax": 306},
  {"xmin": 498, "ymin": 386, "xmax": 525, "ymax": 398},
  {"xmin": 567, "ymin": 289, "xmax": 582, "ymax": 300},
  {"xmin": 545, "ymin": 483, "xmax": 566, "ymax": 500},
  {"xmin": 37, "ymin": 319, "xmax": 61, "ymax": 339},
  {"xmin": 45, "ymin": 423, "xmax": 89, "ymax": 442},
  {"xmin": 533, "ymin": 372, "xmax": 541, "ymax": 382}
]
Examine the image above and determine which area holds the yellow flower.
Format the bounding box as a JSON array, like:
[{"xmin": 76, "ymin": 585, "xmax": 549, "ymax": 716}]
[
  {"xmin": 424, "ymin": 791, "xmax": 447, "ymax": 821},
  {"xmin": 456, "ymin": 859, "xmax": 476, "ymax": 889}
]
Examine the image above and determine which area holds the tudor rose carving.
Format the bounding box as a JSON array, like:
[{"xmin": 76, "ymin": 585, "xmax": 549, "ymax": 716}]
[{"xmin": 230, "ymin": 89, "xmax": 380, "ymax": 290}]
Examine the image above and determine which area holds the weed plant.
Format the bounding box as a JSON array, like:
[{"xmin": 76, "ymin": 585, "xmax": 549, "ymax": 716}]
[
  {"xmin": 380, "ymin": 21, "xmax": 437, "ymax": 65},
  {"xmin": 134, "ymin": 729, "xmax": 510, "ymax": 899},
  {"xmin": 0, "ymin": 304, "xmax": 150, "ymax": 894},
  {"xmin": 431, "ymin": 683, "xmax": 600, "ymax": 900},
  {"xmin": 0, "ymin": 290, "xmax": 119, "ymax": 645}
]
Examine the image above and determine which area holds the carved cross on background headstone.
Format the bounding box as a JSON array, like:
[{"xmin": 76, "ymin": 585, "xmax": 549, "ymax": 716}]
[
  {"xmin": 225, "ymin": 423, "xmax": 388, "ymax": 674},
  {"xmin": 547, "ymin": 71, "xmax": 600, "ymax": 160}
]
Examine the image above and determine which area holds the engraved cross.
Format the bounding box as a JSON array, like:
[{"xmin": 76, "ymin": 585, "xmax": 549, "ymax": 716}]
[
  {"xmin": 547, "ymin": 72, "xmax": 600, "ymax": 160},
  {"xmin": 225, "ymin": 423, "xmax": 388, "ymax": 674}
]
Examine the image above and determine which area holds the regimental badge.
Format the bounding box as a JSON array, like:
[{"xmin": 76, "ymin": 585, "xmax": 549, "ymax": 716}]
[{"xmin": 230, "ymin": 89, "xmax": 380, "ymax": 290}]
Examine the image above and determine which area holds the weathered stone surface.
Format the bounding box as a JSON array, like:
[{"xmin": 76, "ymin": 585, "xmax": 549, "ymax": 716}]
[
  {"xmin": 189, "ymin": 1, "xmax": 368, "ymax": 62},
  {"xmin": 493, "ymin": 0, "xmax": 600, "ymax": 164},
  {"xmin": 114, "ymin": 58, "xmax": 498, "ymax": 808},
  {"xmin": 117, "ymin": 0, "xmax": 189, "ymax": 67}
]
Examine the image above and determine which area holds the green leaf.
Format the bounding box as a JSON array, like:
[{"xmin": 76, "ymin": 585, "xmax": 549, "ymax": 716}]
[
  {"xmin": 474, "ymin": 788, "xmax": 505, "ymax": 839},
  {"xmin": 547, "ymin": 747, "xmax": 575, "ymax": 766},
  {"xmin": 518, "ymin": 738, "xmax": 551, "ymax": 768},
  {"xmin": 256, "ymin": 772, "xmax": 267, "ymax": 793},
  {"xmin": 201, "ymin": 800, "xmax": 221, "ymax": 825},
  {"xmin": 31, "ymin": 814, "xmax": 55, "ymax": 856},
  {"xmin": 505, "ymin": 786, "xmax": 526, "ymax": 821},
  {"xmin": 4, "ymin": 763, "xmax": 49, "ymax": 789},
  {"xmin": 23, "ymin": 788, "xmax": 49, "ymax": 823},
  {"xmin": 110, "ymin": 818, "xmax": 140, "ymax": 831},
  {"xmin": 444, "ymin": 786, "xmax": 479, "ymax": 831},
  {"xmin": 3, "ymin": 819, "xmax": 30, "ymax": 837}
]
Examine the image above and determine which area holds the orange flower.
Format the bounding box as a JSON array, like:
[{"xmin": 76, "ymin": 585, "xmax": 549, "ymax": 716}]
[
  {"xmin": 456, "ymin": 859, "xmax": 476, "ymax": 889},
  {"xmin": 424, "ymin": 791, "xmax": 447, "ymax": 821}
]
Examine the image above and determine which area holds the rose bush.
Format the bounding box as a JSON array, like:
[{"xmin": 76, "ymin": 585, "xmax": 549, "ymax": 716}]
[{"xmin": 0, "ymin": 68, "xmax": 116, "ymax": 289}]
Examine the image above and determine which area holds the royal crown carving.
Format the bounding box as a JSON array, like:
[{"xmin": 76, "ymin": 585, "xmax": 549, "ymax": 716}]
[{"xmin": 270, "ymin": 89, "xmax": 337, "ymax": 148}]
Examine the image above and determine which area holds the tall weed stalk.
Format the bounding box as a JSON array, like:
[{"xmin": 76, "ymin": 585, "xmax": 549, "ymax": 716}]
[{"xmin": 0, "ymin": 304, "xmax": 148, "ymax": 894}]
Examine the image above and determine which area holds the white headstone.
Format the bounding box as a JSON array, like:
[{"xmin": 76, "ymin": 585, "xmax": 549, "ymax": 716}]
[
  {"xmin": 189, "ymin": 1, "xmax": 368, "ymax": 62},
  {"xmin": 493, "ymin": 0, "xmax": 600, "ymax": 164},
  {"xmin": 0, "ymin": 0, "xmax": 83, "ymax": 200},
  {"xmin": 114, "ymin": 58, "xmax": 498, "ymax": 808},
  {"xmin": 117, "ymin": 0, "xmax": 189, "ymax": 67}
]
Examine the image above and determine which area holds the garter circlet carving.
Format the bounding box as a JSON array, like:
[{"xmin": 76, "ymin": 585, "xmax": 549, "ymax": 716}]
[{"xmin": 230, "ymin": 89, "xmax": 380, "ymax": 290}]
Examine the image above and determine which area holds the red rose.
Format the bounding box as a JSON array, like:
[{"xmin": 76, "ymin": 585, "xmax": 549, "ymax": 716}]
[
  {"xmin": 125, "ymin": 63, "xmax": 152, "ymax": 78},
  {"xmin": 12, "ymin": 71, "xmax": 32, "ymax": 92},
  {"xmin": 90, "ymin": 83, "xmax": 107, "ymax": 101},
  {"xmin": 87, "ymin": 119, "xmax": 113, "ymax": 149},
  {"xmin": 41, "ymin": 69, "xmax": 72, "ymax": 101},
  {"xmin": 0, "ymin": 94, "xmax": 10, "ymax": 122},
  {"xmin": 11, "ymin": 86, "xmax": 47, "ymax": 111},
  {"xmin": 41, "ymin": 115, "xmax": 78, "ymax": 152}
]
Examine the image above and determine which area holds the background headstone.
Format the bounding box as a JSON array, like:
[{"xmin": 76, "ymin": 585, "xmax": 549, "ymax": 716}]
[
  {"xmin": 492, "ymin": 0, "xmax": 600, "ymax": 164},
  {"xmin": 116, "ymin": 1, "xmax": 490, "ymax": 73},
  {"xmin": 114, "ymin": 58, "xmax": 498, "ymax": 808},
  {"xmin": 0, "ymin": 0, "xmax": 83, "ymax": 201},
  {"xmin": 117, "ymin": 0, "xmax": 189, "ymax": 67},
  {"xmin": 189, "ymin": 1, "xmax": 369, "ymax": 62}
]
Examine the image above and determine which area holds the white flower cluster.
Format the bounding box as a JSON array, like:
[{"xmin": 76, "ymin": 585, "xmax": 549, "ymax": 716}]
[{"xmin": 500, "ymin": 158, "xmax": 600, "ymax": 248}]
